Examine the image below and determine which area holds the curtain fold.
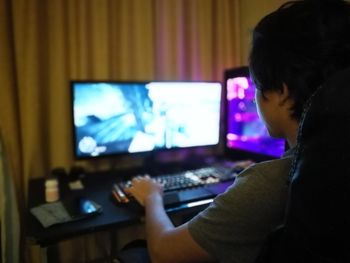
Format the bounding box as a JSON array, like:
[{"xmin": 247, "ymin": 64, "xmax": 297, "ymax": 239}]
[
  {"xmin": 154, "ymin": 0, "xmax": 241, "ymax": 80},
  {"xmin": 0, "ymin": 132, "xmax": 20, "ymax": 263},
  {"xmin": 1, "ymin": 0, "xmax": 241, "ymax": 261},
  {"xmin": 4, "ymin": 0, "xmax": 241, "ymax": 185}
]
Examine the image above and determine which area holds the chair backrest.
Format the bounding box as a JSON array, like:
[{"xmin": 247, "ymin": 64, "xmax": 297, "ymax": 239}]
[{"xmin": 256, "ymin": 67, "xmax": 350, "ymax": 263}]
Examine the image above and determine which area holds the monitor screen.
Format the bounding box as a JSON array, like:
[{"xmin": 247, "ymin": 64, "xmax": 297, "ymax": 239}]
[
  {"xmin": 225, "ymin": 67, "xmax": 285, "ymax": 158},
  {"xmin": 71, "ymin": 81, "xmax": 222, "ymax": 159}
]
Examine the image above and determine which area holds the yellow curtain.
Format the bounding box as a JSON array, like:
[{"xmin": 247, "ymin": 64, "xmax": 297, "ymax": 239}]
[
  {"xmin": 1, "ymin": 0, "xmax": 241, "ymax": 262},
  {"xmin": 0, "ymin": 1, "xmax": 23, "ymax": 261},
  {"xmin": 2, "ymin": 0, "xmax": 241, "ymax": 182}
]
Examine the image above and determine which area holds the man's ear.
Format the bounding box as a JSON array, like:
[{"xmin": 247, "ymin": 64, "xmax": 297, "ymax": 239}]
[{"xmin": 278, "ymin": 83, "xmax": 291, "ymax": 106}]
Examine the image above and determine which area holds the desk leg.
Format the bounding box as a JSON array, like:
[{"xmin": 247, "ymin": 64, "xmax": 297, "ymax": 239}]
[
  {"xmin": 40, "ymin": 247, "xmax": 48, "ymax": 263},
  {"xmin": 109, "ymin": 230, "xmax": 118, "ymax": 262}
]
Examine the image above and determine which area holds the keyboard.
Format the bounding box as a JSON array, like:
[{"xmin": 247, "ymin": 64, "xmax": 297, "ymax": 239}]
[
  {"xmin": 112, "ymin": 164, "xmax": 248, "ymax": 207},
  {"xmin": 119, "ymin": 166, "xmax": 243, "ymax": 192}
]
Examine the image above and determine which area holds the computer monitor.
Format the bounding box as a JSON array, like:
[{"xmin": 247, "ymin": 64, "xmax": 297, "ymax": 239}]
[
  {"xmin": 224, "ymin": 67, "xmax": 285, "ymax": 160},
  {"xmin": 71, "ymin": 81, "xmax": 222, "ymax": 159}
]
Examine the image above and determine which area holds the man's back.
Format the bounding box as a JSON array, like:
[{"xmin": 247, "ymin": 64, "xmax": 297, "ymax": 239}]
[{"xmin": 188, "ymin": 150, "xmax": 294, "ymax": 263}]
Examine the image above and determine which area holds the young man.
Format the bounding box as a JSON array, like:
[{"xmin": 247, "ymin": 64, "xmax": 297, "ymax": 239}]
[{"xmin": 125, "ymin": 1, "xmax": 350, "ymax": 262}]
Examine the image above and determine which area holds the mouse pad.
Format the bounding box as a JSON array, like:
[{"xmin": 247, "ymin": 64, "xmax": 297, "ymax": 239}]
[{"xmin": 30, "ymin": 198, "xmax": 102, "ymax": 228}]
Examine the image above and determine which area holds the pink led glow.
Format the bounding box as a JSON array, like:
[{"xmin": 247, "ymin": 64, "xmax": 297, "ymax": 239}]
[
  {"xmin": 227, "ymin": 77, "xmax": 249, "ymax": 100},
  {"xmin": 240, "ymin": 135, "xmax": 248, "ymax": 142},
  {"xmin": 227, "ymin": 133, "xmax": 239, "ymax": 140},
  {"xmin": 234, "ymin": 113, "xmax": 242, "ymax": 121}
]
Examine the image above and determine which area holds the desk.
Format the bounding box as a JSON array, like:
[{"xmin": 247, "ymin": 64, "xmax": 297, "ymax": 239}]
[{"xmin": 26, "ymin": 169, "xmax": 214, "ymax": 261}]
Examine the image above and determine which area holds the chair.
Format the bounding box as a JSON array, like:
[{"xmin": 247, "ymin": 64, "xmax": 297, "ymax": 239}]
[{"xmin": 255, "ymin": 68, "xmax": 350, "ymax": 263}]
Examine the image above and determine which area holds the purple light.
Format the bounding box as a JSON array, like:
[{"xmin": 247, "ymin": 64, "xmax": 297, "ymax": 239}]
[
  {"xmin": 226, "ymin": 75, "xmax": 285, "ymax": 158},
  {"xmin": 234, "ymin": 113, "xmax": 242, "ymax": 121},
  {"xmin": 238, "ymin": 101, "xmax": 246, "ymax": 110},
  {"xmin": 227, "ymin": 77, "xmax": 249, "ymax": 100},
  {"xmin": 227, "ymin": 133, "xmax": 239, "ymax": 140}
]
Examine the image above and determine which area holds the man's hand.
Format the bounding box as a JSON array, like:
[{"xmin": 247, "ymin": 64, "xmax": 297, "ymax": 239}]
[
  {"xmin": 125, "ymin": 175, "xmax": 213, "ymax": 263},
  {"xmin": 124, "ymin": 175, "xmax": 164, "ymax": 206}
]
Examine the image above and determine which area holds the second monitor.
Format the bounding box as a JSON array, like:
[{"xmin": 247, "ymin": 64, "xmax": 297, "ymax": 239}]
[{"xmin": 224, "ymin": 66, "xmax": 285, "ymax": 161}]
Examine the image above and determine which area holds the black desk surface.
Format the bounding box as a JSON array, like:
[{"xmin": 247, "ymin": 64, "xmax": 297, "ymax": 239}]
[
  {"xmin": 26, "ymin": 168, "xmax": 215, "ymax": 247},
  {"xmin": 26, "ymin": 170, "xmax": 148, "ymax": 247}
]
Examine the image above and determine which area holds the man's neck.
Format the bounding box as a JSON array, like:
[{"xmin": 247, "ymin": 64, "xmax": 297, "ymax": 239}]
[{"xmin": 285, "ymin": 120, "xmax": 299, "ymax": 148}]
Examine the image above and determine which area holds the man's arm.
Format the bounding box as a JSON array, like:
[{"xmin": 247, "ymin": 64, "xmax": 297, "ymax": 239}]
[{"xmin": 126, "ymin": 176, "xmax": 215, "ymax": 263}]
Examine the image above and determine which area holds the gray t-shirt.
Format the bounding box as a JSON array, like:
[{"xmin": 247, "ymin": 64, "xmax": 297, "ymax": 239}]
[{"xmin": 188, "ymin": 150, "xmax": 294, "ymax": 263}]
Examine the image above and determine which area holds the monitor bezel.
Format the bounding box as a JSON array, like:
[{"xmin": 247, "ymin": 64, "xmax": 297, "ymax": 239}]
[
  {"xmin": 223, "ymin": 67, "xmax": 286, "ymax": 162},
  {"xmin": 70, "ymin": 80, "xmax": 224, "ymax": 160}
]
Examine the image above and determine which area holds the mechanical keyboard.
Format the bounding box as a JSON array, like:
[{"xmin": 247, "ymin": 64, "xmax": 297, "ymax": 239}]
[
  {"xmin": 111, "ymin": 163, "xmax": 250, "ymax": 206},
  {"xmin": 119, "ymin": 165, "xmax": 244, "ymax": 192}
]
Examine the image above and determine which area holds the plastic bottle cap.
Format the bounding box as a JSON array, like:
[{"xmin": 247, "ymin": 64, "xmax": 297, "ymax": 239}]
[{"xmin": 45, "ymin": 178, "xmax": 58, "ymax": 188}]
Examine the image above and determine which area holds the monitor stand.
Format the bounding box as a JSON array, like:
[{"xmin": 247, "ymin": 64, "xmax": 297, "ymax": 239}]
[{"xmin": 141, "ymin": 149, "xmax": 221, "ymax": 176}]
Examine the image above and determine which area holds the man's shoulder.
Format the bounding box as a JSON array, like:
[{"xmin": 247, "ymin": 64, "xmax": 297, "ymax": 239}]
[
  {"xmin": 240, "ymin": 147, "xmax": 295, "ymax": 173},
  {"xmin": 236, "ymin": 155, "xmax": 294, "ymax": 184},
  {"xmin": 253, "ymin": 155, "xmax": 294, "ymax": 170}
]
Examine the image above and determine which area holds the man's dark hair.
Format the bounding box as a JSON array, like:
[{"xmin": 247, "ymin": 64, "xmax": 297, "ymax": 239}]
[{"xmin": 249, "ymin": 0, "xmax": 350, "ymax": 120}]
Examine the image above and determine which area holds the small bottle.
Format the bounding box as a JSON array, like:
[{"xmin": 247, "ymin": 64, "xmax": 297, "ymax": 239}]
[{"xmin": 45, "ymin": 178, "xmax": 60, "ymax": 202}]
